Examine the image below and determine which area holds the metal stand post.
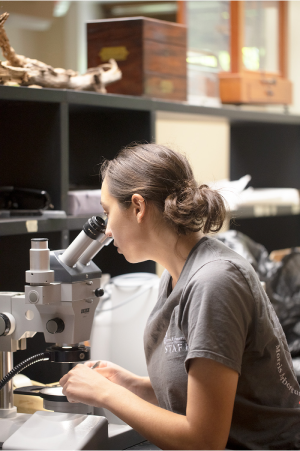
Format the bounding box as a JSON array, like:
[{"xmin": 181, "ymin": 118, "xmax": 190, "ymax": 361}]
[{"xmin": 0, "ymin": 351, "xmax": 13, "ymax": 409}]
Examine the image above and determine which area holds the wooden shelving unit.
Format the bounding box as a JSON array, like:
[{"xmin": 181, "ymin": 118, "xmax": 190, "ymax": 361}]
[{"xmin": 1, "ymin": 85, "xmax": 300, "ymax": 291}]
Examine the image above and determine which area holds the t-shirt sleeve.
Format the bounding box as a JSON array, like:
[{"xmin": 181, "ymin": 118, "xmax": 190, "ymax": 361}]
[{"xmin": 179, "ymin": 260, "xmax": 255, "ymax": 375}]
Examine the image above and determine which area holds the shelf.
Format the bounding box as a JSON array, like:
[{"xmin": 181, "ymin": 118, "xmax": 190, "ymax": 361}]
[
  {"xmin": 1, "ymin": 85, "xmax": 300, "ymax": 124},
  {"xmin": 231, "ymin": 205, "xmax": 300, "ymax": 219},
  {"xmin": 0, "ymin": 216, "xmax": 89, "ymax": 236},
  {"xmin": 1, "ymin": 205, "xmax": 299, "ymax": 237}
]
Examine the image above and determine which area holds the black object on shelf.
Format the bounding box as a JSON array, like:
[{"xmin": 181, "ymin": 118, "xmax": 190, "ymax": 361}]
[{"xmin": 0, "ymin": 186, "xmax": 53, "ymax": 211}]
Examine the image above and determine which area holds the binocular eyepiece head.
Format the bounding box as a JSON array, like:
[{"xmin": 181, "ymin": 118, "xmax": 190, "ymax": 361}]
[{"xmin": 60, "ymin": 216, "xmax": 112, "ymax": 268}]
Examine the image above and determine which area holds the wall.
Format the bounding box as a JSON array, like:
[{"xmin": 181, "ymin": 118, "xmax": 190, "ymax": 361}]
[
  {"xmin": 288, "ymin": 1, "xmax": 300, "ymax": 115},
  {"xmin": 155, "ymin": 111, "xmax": 229, "ymax": 276},
  {"xmin": 64, "ymin": 2, "xmax": 102, "ymax": 74},
  {"xmin": 155, "ymin": 111, "xmax": 229, "ymax": 184}
]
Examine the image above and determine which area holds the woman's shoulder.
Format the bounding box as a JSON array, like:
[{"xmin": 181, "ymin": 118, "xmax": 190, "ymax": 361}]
[
  {"xmin": 178, "ymin": 237, "xmax": 265, "ymax": 321},
  {"xmin": 179, "ymin": 239, "xmax": 259, "ymax": 338},
  {"xmin": 183, "ymin": 236, "xmax": 257, "ymax": 287}
]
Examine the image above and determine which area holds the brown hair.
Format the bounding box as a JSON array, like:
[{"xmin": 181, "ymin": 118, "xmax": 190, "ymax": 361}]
[{"xmin": 100, "ymin": 143, "xmax": 226, "ymax": 235}]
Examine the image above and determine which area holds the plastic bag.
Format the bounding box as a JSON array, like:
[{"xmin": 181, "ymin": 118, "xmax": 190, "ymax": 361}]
[
  {"xmin": 216, "ymin": 230, "xmax": 278, "ymax": 280},
  {"xmin": 269, "ymin": 252, "xmax": 300, "ymax": 355},
  {"xmin": 217, "ymin": 230, "xmax": 300, "ymax": 357}
]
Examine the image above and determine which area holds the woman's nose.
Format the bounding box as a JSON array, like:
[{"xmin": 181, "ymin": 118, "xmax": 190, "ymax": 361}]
[{"xmin": 105, "ymin": 224, "xmax": 113, "ymax": 238}]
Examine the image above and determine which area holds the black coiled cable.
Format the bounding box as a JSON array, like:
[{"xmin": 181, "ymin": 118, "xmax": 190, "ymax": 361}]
[{"xmin": 0, "ymin": 352, "xmax": 50, "ymax": 391}]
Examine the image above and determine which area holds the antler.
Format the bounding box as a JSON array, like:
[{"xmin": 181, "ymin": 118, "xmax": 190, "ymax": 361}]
[
  {"xmin": 0, "ymin": 12, "xmax": 23, "ymax": 66},
  {"xmin": 0, "ymin": 12, "xmax": 122, "ymax": 92}
]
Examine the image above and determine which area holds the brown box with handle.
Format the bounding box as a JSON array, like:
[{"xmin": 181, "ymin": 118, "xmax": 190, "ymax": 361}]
[{"xmin": 87, "ymin": 16, "xmax": 187, "ymax": 101}]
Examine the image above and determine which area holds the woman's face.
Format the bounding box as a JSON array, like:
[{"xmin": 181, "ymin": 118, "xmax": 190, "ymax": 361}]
[{"xmin": 100, "ymin": 178, "xmax": 149, "ymax": 263}]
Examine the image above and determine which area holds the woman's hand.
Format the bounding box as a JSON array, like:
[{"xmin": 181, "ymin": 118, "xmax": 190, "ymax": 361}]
[
  {"xmin": 85, "ymin": 360, "xmax": 158, "ymax": 405},
  {"xmin": 59, "ymin": 364, "xmax": 112, "ymax": 406},
  {"xmin": 84, "ymin": 360, "xmax": 140, "ymax": 392},
  {"xmin": 60, "ymin": 360, "xmax": 158, "ymax": 406}
]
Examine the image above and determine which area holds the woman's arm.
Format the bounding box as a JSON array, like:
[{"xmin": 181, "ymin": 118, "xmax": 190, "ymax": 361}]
[
  {"xmin": 132, "ymin": 376, "xmax": 158, "ymax": 405},
  {"xmin": 60, "ymin": 357, "xmax": 238, "ymax": 450},
  {"xmin": 85, "ymin": 360, "xmax": 158, "ymax": 405}
]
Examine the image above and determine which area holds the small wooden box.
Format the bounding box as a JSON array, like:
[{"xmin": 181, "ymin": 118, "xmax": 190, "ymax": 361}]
[
  {"xmin": 87, "ymin": 17, "xmax": 187, "ymax": 101},
  {"xmin": 219, "ymin": 71, "xmax": 292, "ymax": 105}
]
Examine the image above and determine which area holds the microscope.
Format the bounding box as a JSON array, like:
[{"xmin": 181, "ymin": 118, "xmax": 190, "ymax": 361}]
[{"xmin": 0, "ymin": 217, "xmax": 145, "ymax": 450}]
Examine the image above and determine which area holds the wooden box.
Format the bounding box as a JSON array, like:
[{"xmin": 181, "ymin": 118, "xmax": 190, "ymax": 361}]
[
  {"xmin": 219, "ymin": 71, "xmax": 292, "ymax": 105},
  {"xmin": 87, "ymin": 17, "xmax": 187, "ymax": 101},
  {"xmin": 217, "ymin": 1, "xmax": 292, "ymax": 105}
]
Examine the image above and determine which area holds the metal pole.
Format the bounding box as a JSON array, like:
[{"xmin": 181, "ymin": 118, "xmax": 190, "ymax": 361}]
[{"xmin": 0, "ymin": 351, "xmax": 14, "ymax": 409}]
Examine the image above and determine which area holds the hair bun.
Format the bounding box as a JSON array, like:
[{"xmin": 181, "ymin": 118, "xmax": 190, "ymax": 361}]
[
  {"xmin": 199, "ymin": 184, "xmax": 209, "ymax": 191},
  {"xmin": 163, "ymin": 182, "xmax": 226, "ymax": 235}
]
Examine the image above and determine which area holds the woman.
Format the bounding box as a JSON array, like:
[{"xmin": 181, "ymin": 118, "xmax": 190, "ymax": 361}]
[{"xmin": 60, "ymin": 144, "xmax": 300, "ymax": 450}]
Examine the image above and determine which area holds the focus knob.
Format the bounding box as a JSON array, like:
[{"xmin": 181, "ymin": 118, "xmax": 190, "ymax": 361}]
[
  {"xmin": 46, "ymin": 318, "xmax": 65, "ymax": 334},
  {"xmin": 94, "ymin": 288, "xmax": 104, "ymax": 298},
  {"xmin": 0, "ymin": 313, "xmax": 15, "ymax": 336}
]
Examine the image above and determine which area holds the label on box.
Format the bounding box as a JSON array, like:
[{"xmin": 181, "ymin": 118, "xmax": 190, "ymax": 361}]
[
  {"xmin": 26, "ymin": 220, "xmax": 38, "ymax": 233},
  {"xmin": 99, "ymin": 46, "xmax": 129, "ymax": 62},
  {"xmin": 160, "ymin": 80, "xmax": 174, "ymax": 94},
  {"xmin": 145, "ymin": 79, "xmax": 174, "ymax": 95}
]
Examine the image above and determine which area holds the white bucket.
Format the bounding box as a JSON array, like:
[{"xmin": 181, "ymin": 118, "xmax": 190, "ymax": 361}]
[
  {"xmin": 90, "ymin": 272, "xmax": 160, "ymax": 424},
  {"xmin": 90, "ymin": 272, "xmax": 160, "ymax": 376}
]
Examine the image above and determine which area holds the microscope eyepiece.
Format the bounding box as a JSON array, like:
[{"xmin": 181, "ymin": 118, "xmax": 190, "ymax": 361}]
[
  {"xmin": 60, "ymin": 216, "xmax": 108, "ymax": 268},
  {"xmin": 83, "ymin": 216, "xmax": 106, "ymax": 240}
]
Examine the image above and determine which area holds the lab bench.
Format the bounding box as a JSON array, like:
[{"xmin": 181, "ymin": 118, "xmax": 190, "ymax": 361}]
[{"xmin": 124, "ymin": 441, "xmax": 162, "ymax": 451}]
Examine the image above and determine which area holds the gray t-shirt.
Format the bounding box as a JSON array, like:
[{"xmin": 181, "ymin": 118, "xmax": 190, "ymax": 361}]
[{"xmin": 144, "ymin": 237, "xmax": 300, "ymax": 450}]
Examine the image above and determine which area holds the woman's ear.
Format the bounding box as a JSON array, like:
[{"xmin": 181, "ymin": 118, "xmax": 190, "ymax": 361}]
[{"xmin": 131, "ymin": 194, "xmax": 146, "ymax": 223}]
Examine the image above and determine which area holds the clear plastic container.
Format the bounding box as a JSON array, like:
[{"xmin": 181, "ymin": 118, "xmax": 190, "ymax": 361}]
[
  {"xmin": 186, "ymin": 1, "xmax": 230, "ymax": 106},
  {"xmin": 244, "ymin": 1, "xmax": 279, "ymax": 73}
]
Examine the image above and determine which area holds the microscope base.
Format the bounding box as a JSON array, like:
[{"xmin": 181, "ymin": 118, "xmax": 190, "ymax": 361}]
[
  {"xmin": 0, "ymin": 413, "xmax": 30, "ymax": 445},
  {"xmin": 0, "ymin": 411, "xmax": 145, "ymax": 450}
]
